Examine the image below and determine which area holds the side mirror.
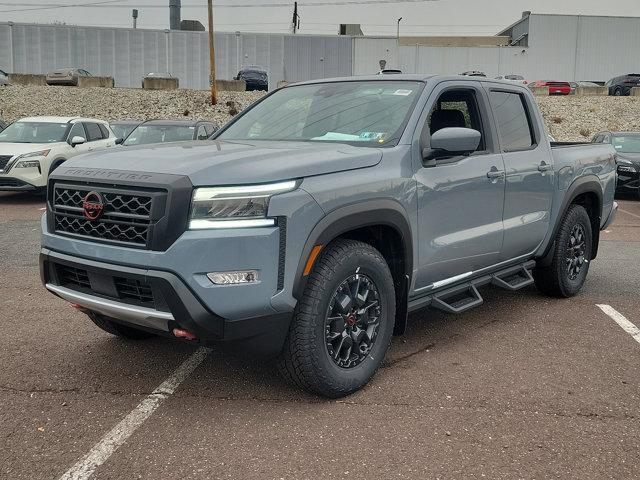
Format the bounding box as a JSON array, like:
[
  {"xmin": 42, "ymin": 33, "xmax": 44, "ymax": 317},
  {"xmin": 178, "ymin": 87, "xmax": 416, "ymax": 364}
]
[
  {"xmin": 115, "ymin": 137, "xmax": 124, "ymax": 145},
  {"xmin": 422, "ymin": 127, "xmax": 481, "ymax": 165},
  {"xmin": 70, "ymin": 135, "xmax": 86, "ymax": 147}
]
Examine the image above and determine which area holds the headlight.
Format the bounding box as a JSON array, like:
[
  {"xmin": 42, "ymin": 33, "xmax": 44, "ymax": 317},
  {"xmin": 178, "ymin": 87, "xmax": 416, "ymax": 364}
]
[
  {"xmin": 189, "ymin": 180, "xmax": 298, "ymax": 230},
  {"xmin": 16, "ymin": 149, "xmax": 50, "ymax": 159},
  {"xmin": 9, "ymin": 150, "xmax": 50, "ymax": 170},
  {"xmin": 618, "ymin": 165, "xmax": 636, "ymax": 173},
  {"xmin": 13, "ymin": 160, "xmax": 41, "ymax": 169}
]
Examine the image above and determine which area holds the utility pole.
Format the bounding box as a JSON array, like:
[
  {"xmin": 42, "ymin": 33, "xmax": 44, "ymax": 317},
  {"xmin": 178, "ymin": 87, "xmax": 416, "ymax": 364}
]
[
  {"xmin": 132, "ymin": 9, "xmax": 138, "ymax": 29},
  {"xmin": 207, "ymin": 0, "xmax": 218, "ymax": 105},
  {"xmin": 396, "ymin": 17, "xmax": 402, "ymax": 39},
  {"xmin": 292, "ymin": 2, "xmax": 300, "ymax": 34}
]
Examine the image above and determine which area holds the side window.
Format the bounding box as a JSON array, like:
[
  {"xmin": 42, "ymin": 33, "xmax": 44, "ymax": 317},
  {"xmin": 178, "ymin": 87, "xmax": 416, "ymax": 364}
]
[
  {"xmin": 603, "ymin": 134, "xmax": 611, "ymax": 143},
  {"xmin": 489, "ymin": 91, "xmax": 535, "ymax": 152},
  {"xmin": 98, "ymin": 124, "xmax": 110, "ymax": 139},
  {"xmin": 196, "ymin": 125, "xmax": 208, "ymax": 140},
  {"xmin": 67, "ymin": 122, "xmax": 86, "ymax": 141},
  {"xmin": 592, "ymin": 134, "xmax": 604, "ymax": 143},
  {"xmin": 204, "ymin": 123, "xmax": 216, "ymax": 136},
  {"xmin": 85, "ymin": 122, "xmax": 103, "ymax": 142},
  {"xmin": 427, "ymin": 89, "xmax": 486, "ymax": 152}
]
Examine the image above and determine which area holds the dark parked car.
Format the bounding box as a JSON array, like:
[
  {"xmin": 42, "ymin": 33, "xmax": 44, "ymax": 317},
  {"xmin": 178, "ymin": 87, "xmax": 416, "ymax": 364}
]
[
  {"xmin": 0, "ymin": 68, "xmax": 8, "ymax": 86},
  {"xmin": 605, "ymin": 74, "xmax": 640, "ymax": 96},
  {"xmin": 122, "ymin": 120, "xmax": 218, "ymax": 146},
  {"xmin": 593, "ymin": 131, "xmax": 640, "ymax": 197},
  {"xmin": 45, "ymin": 68, "xmax": 92, "ymax": 86},
  {"xmin": 109, "ymin": 120, "xmax": 141, "ymax": 141},
  {"xmin": 235, "ymin": 66, "xmax": 268, "ymax": 91}
]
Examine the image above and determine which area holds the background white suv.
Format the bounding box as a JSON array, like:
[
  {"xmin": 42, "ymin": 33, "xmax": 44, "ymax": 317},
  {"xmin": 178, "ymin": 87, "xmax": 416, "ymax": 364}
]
[{"xmin": 0, "ymin": 116, "xmax": 117, "ymax": 192}]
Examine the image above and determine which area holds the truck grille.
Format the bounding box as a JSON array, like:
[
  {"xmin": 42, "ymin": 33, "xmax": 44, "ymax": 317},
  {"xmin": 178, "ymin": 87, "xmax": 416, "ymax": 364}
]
[
  {"xmin": 0, "ymin": 155, "xmax": 13, "ymax": 171},
  {"xmin": 52, "ymin": 185, "xmax": 155, "ymax": 248}
]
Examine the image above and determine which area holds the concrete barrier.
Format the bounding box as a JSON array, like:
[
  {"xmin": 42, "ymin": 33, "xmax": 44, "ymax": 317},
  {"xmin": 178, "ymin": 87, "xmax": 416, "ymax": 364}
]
[
  {"xmin": 530, "ymin": 86, "xmax": 549, "ymax": 96},
  {"xmin": 631, "ymin": 87, "xmax": 640, "ymax": 97},
  {"xmin": 8, "ymin": 74, "xmax": 46, "ymax": 86},
  {"xmin": 78, "ymin": 76, "xmax": 114, "ymax": 88},
  {"xmin": 215, "ymin": 79, "xmax": 245, "ymax": 91},
  {"xmin": 142, "ymin": 77, "xmax": 179, "ymax": 90},
  {"xmin": 576, "ymin": 86, "xmax": 608, "ymax": 96}
]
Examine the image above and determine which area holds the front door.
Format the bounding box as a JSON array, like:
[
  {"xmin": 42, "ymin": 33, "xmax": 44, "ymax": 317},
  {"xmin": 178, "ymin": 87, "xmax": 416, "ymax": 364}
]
[{"xmin": 412, "ymin": 82, "xmax": 506, "ymax": 293}]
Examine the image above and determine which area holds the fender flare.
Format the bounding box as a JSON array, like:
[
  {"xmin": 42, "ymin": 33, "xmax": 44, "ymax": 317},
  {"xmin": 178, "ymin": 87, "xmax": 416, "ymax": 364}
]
[
  {"xmin": 292, "ymin": 199, "xmax": 414, "ymax": 299},
  {"xmin": 48, "ymin": 157, "xmax": 67, "ymax": 176},
  {"xmin": 538, "ymin": 175, "xmax": 603, "ymax": 266}
]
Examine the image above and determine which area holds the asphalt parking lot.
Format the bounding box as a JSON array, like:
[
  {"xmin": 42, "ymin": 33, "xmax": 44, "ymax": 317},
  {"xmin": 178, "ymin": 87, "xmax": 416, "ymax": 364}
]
[{"xmin": 1, "ymin": 192, "xmax": 639, "ymax": 480}]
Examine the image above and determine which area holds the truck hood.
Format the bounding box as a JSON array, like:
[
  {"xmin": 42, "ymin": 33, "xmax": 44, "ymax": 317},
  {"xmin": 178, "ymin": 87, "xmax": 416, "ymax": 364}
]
[
  {"xmin": 63, "ymin": 140, "xmax": 383, "ymax": 185},
  {"xmin": 0, "ymin": 142, "xmax": 62, "ymax": 157}
]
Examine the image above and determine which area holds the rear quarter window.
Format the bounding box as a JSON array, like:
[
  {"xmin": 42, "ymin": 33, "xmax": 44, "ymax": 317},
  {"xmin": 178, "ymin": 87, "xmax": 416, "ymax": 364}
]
[{"xmin": 489, "ymin": 91, "xmax": 535, "ymax": 152}]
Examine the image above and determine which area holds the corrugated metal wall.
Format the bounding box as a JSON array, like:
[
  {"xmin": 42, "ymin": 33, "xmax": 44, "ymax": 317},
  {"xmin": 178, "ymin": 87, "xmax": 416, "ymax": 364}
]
[
  {"xmin": 3, "ymin": 15, "xmax": 640, "ymax": 88},
  {"xmin": 0, "ymin": 23, "xmax": 352, "ymax": 90}
]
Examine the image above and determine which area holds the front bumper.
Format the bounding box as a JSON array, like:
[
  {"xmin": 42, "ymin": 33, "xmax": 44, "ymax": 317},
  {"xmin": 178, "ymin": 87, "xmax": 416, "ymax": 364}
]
[
  {"xmin": 0, "ymin": 176, "xmax": 40, "ymax": 191},
  {"xmin": 40, "ymin": 249, "xmax": 293, "ymax": 357}
]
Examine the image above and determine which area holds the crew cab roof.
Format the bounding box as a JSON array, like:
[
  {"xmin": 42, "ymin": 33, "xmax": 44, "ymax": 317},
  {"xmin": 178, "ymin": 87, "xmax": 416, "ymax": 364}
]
[{"xmin": 288, "ymin": 74, "xmax": 526, "ymax": 87}]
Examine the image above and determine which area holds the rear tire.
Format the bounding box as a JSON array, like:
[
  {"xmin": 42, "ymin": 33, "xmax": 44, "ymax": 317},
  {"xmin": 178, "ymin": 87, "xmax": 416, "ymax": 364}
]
[
  {"xmin": 534, "ymin": 205, "xmax": 592, "ymax": 298},
  {"xmin": 89, "ymin": 313, "xmax": 156, "ymax": 340},
  {"xmin": 278, "ymin": 239, "xmax": 396, "ymax": 398}
]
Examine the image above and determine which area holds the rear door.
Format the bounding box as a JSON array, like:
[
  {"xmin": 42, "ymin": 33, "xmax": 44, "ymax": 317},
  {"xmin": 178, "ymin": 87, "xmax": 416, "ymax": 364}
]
[
  {"xmin": 485, "ymin": 86, "xmax": 554, "ymax": 261},
  {"xmin": 412, "ymin": 80, "xmax": 506, "ymax": 292}
]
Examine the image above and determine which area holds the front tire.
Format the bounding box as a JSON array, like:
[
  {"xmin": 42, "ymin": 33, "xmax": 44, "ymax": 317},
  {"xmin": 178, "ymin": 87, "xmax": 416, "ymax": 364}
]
[
  {"xmin": 534, "ymin": 205, "xmax": 592, "ymax": 298},
  {"xmin": 278, "ymin": 239, "xmax": 396, "ymax": 398}
]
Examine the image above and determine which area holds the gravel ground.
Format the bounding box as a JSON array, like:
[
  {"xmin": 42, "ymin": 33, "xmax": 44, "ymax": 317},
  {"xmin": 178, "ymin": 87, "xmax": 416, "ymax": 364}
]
[
  {"xmin": 1, "ymin": 85, "xmax": 640, "ymax": 141},
  {"xmin": 537, "ymin": 95, "xmax": 640, "ymax": 141},
  {"xmin": 0, "ymin": 85, "xmax": 264, "ymax": 127}
]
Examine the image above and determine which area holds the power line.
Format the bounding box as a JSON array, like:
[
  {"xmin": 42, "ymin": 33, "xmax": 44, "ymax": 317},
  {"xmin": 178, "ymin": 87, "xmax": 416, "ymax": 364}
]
[
  {"xmin": 0, "ymin": 0, "xmax": 444, "ymax": 12},
  {"xmin": 0, "ymin": 0, "xmax": 126, "ymax": 13}
]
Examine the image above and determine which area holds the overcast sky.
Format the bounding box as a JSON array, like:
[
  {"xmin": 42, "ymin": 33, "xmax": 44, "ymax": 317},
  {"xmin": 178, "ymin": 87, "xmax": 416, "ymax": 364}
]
[{"xmin": 2, "ymin": 0, "xmax": 640, "ymax": 35}]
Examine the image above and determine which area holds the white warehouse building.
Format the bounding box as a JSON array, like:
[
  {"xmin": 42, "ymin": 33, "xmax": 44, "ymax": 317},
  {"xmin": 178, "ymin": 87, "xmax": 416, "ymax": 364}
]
[
  {"xmin": 355, "ymin": 13, "xmax": 640, "ymax": 82},
  {"xmin": 1, "ymin": 12, "xmax": 640, "ymax": 88}
]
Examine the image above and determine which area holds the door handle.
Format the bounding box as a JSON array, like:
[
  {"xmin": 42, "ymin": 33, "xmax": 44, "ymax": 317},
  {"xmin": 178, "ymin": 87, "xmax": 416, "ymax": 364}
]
[
  {"xmin": 538, "ymin": 162, "xmax": 552, "ymax": 172},
  {"xmin": 486, "ymin": 168, "xmax": 505, "ymax": 180}
]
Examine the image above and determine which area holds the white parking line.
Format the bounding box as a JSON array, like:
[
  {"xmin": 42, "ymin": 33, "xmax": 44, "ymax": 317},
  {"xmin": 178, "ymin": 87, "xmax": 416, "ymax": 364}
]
[
  {"xmin": 618, "ymin": 208, "xmax": 640, "ymax": 220},
  {"xmin": 597, "ymin": 304, "xmax": 640, "ymax": 345},
  {"xmin": 58, "ymin": 347, "xmax": 210, "ymax": 480}
]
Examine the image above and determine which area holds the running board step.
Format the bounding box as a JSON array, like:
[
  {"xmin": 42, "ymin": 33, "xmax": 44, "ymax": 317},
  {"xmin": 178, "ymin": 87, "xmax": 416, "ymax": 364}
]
[
  {"xmin": 431, "ymin": 284, "xmax": 483, "ymax": 314},
  {"xmin": 491, "ymin": 266, "xmax": 534, "ymax": 291}
]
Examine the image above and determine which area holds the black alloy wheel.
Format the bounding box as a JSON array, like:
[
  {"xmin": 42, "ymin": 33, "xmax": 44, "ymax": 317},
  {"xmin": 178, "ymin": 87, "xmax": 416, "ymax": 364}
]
[
  {"xmin": 325, "ymin": 273, "xmax": 382, "ymax": 369},
  {"xmin": 566, "ymin": 224, "xmax": 587, "ymax": 280}
]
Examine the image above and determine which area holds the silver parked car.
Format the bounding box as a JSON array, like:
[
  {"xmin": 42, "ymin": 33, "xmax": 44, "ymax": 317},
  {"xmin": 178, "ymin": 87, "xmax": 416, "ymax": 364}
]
[
  {"xmin": 45, "ymin": 68, "xmax": 92, "ymax": 86},
  {"xmin": 0, "ymin": 68, "xmax": 9, "ymax": 86}
]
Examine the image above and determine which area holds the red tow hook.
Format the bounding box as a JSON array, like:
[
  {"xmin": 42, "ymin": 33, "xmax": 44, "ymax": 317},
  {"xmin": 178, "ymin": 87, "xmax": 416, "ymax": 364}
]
[
  {"xmin": 69, "ymin": 303, "xmax": 88, "ymax": 313},
  {"xmin": 172, "ymin": 328, "xmax": 197, "ymax": 341}
]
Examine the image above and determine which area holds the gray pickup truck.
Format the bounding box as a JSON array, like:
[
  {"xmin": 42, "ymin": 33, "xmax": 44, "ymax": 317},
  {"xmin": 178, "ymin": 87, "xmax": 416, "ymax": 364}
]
[{"xmin": 41, "ymin": 75, "xmax": 617, "ymax": 397}]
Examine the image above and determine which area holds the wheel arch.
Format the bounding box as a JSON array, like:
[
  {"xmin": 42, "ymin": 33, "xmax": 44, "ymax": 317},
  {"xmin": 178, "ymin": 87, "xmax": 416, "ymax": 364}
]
[
  {"xmin": 538, "ymin": 175, "xmax": 603, "ymax": 266},
  {"xmin": 292, "ymin": 200, "xmax": 414, "ymax": 335}
]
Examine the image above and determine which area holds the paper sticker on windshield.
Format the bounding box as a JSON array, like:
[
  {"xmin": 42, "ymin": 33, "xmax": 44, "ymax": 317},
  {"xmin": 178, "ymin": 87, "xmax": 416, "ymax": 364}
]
[
  {"xmin": 615, "ymin": 145, "xmax": 623, "ymax": 149},
  {"xmin": 393, "ymin": 89, "xmax": 413, "ymax": 96}
]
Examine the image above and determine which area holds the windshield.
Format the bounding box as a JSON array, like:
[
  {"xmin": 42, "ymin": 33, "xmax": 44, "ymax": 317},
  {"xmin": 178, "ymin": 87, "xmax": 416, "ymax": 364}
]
[
  {"xmin": 613, "ymin": 134, "xmax": 640, "ymax": 154},
  {"xmin": 217, "ymin": 81, "xmax": 424, "ymax": 146},
  {"xmin": 0, "ymin": 122, "xmax": 69, "ymax": 143},
  {"xmin": 111, "ymin": 123, "xmax": 138, "ymax": 139},
  {"xmin": 123, "ymin": 125, "xmax": 195, "ymax": 146}
]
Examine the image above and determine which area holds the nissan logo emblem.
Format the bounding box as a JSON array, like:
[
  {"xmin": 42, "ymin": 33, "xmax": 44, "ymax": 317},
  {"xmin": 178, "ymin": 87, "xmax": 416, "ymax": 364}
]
[{"xmin": 82, "ymin": 191, "xmax": 104, "ymax": 221}]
